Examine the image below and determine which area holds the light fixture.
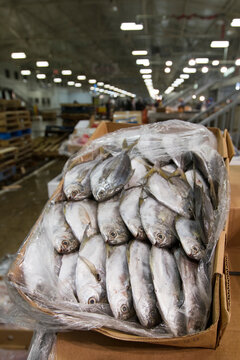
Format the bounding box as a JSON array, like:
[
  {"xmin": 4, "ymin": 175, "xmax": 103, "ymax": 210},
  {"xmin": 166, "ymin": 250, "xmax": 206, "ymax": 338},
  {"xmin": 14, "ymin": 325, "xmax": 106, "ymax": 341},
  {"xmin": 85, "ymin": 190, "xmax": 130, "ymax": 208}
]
[
  {"xmin": 11, "ymin": 52, "xmax": 26, "ymax": 59},
  {"xmin": 140, "ymin": 69, "xmax": 152, "ymax": 74},
  {"xmin": 210, "ymin": 41, "xmax": 229, "ymax": 48},
  {"xmin": 180, "ymin": 74, "xmax": 190, "ymax": 79},
  {"xmin": 36, "ymin": 74, "xmax": 46, "ymax": 79},
  {"xmin": 136, "ymin": 59, "xmax": 150, "ymax": 66},
  {"xmin": 21, "ymin": 70, "xmax": 31, "ymax": 76},
  {"xmin": 235, "ymin": 59, "xmax": 240, "ymax": 66},
  {"xmin": 235, "ymin": 82, "xmax": 240, "ymax": 90},
  {"xmin": 199, "ymin": 96, "xmax": 205, "ymax": 102},
  {"xmin": 164, "ymin": 86, "xmax": 174, "ymax": 94},
  {"xmin": 183, "ymin": 67, "xmax": 197, "ymax": 73},
  {"xmin": 231, "ymin": 18, "xmax": 240, "ymax": 27},
  {"xmin": 220, "ymin": 66, "xmax": 227, "ymax": 73},
  {"xmin": 104, "ymin": 84, "xmax": 110, "ymax": 88},
  {"xmin": 67, "ymin": 81, "xmax": 75, "ymax": 86},
  {"xmin": 195, "ymin": 58, "xmax": 209, "ymax": 64},
  {"xmin": 89, "ymin": 79, "xmax": 96, "ymax": 84},
  {"xmin": 201, "ymin": 66, "xmax": 209, "ymax": 73},
  {"xmin": 192, "ymin": 94, "xmax": 196, "ymax": 99},
  {"xmin": 120, "ymin": 22, "xmax": 143, "ymax": 31},
  {"xmin": 142, "ymin": 74, "xmax": 151, "ymax": 79},
  {"xmin": 212, "ymin": 60, "xmax": 220, "ymax": 66},
  {"xmin": 132, "ymin": 50, "xmax": 148, "ymax": 56},
  {"xmin": 53, "ymin": 78, "xmax": 62, "ymax": 83},
  {"xmin": 62, "ymin": 70, "xmax": 72, "ymax": 75},
  {"xmin": 164, "ymin": 67, "xmax": 171, "ymax": 73},
  {"xmin": 36, "ymin": 61, "xmax": 49, "ymax": 67},
  {"xmin": 97, "ymin": 82, "xmax": 104, "ymax": 86},
  {"xmin": 77, "ymin": 75, "xmax": 86, "ymax": 80},
  {"xmin": 165, "ymin": 60, "xmax": 173, "ymax": 66},
  {"xmin": 188, "ymin": 59, "xmax": 196, "ymax": 66},
  {"xmin": 75, "ymin": 83, "xmax": 82, "ymax": 87},
  {"xmin": 90, "ymin": 86, "xmax": 95, "ymax": 90}
]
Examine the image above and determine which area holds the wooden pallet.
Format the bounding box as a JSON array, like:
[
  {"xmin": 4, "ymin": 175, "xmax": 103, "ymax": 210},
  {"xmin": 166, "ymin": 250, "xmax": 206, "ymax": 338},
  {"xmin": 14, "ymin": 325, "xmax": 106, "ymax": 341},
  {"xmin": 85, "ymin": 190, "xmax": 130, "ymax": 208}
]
[
  {"xmin": 0, "ymin": 99, "xmax": 22, "ymax": 111},
  {"xmin": 0, "ymin": 111, "xmax": 31, "ymax": 132},
  {"xmin": 0, "ymin": 165, "xmax": 16, "ymax": 182},
  {"xmin": 0, "ymin": 147, "xmax": 17, "ymax": 170},
  {"xmin": 32, "ymin": 134, "xmax": 68, "ymax": 158}
]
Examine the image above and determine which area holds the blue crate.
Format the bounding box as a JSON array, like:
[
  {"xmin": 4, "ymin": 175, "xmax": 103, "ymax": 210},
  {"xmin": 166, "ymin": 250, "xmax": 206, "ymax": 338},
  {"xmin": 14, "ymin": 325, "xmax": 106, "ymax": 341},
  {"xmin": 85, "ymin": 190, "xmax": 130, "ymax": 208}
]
[
  {"xmin": 0, "ymin": 165, "xmax": 16, "ymax": 182},
  {"xmin": 0, "ymin": 128, "xmax": 31, "ymax": 140}
]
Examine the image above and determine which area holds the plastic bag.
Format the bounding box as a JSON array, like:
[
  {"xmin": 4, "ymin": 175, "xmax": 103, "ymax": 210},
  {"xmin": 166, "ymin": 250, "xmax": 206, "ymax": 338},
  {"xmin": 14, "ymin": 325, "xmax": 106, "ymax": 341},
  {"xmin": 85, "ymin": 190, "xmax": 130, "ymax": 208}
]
[{"xmin": 6, "ymin": 120, "xmax": 229, "ymax": 341}]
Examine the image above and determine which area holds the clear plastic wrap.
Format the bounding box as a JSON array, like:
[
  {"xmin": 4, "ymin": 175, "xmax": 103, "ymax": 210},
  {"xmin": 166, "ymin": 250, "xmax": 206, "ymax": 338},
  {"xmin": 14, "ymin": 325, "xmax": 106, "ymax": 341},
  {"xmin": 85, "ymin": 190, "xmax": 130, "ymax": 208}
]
[{"xmin": 6, "ymin": 120, "xmax": 229, "ymax": 344}]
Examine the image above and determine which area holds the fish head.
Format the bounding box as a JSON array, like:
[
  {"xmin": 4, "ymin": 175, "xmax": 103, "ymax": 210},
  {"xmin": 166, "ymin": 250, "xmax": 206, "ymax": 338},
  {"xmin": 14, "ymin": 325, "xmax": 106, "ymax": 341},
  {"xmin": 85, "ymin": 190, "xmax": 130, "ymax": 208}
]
[
  {"xmin": 136, "ymin": 226, "xmax": 147, "ymax": 240},
  {"xmin": 113, "ymin": 298, "xmax": 133, "ymax": 320},
  {"xmin": 59, "ymin": 234, "xmax": 79, "ymax": 254},
  {"xmin": 190, "ymin": 243, "xmax": 205, "ymax": 260},
  {"xmin": 104, "ymin": 225, "xmax": 128, "ymax": 245},
  {"xmin": 64, "ymin": 184, "xmax": 86, "ymax": 200},
  {"xmin": 95, "ymin": 185, "xmax": 122, "ymax": 202},
  {"xmin": 78, "ymin": 287, "xmax": 101, "ymax": 304}
]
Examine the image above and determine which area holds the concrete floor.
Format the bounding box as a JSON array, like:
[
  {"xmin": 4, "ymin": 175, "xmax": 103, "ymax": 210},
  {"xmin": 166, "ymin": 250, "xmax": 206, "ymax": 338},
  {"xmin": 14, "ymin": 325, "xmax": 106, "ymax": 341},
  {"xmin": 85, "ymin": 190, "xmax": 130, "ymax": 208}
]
[{"xmin": 0, "ymin": 159, "xmax": 65, "ymax": 258}]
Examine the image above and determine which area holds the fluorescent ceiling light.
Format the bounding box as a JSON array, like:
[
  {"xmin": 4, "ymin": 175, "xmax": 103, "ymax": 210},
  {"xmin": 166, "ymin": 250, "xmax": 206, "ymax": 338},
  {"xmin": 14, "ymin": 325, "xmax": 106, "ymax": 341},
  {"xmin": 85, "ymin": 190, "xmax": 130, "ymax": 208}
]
[
  {"xmin": 140, "ymin": 69, "xmax": 152, "ymax": 74},
  {"xmin": 142, "ymin": 74, "xmax": 151, "ymax": 79},
  {"xmin": 192, "ymin": 94, "xmax": 196, "ymax": 99},
  {"xmin": 11, "ymin": 52, "xmax": 26, "ymax": 59},
  {"xmin": 36, "ymin": 61, "xmax": 49, "ymax": 67},
  {"xmin": 36, "ymin": 74, "xmax": 46, "ymax": 79},
  {"xmin": 210, "ymin": 41, "xmax": 229, "ymax": 48},
  {"xmin": 136, "ymin": 59, "xmax": 150, "ymax": 66},
  {"xmin": 53, "ymin": 78, "xmax": 62, "ymax": 83},
  {"xmin": 120, "ymin": 22, "xmax": 143, "ymax": 31},
  {"xmin": 165, "ymin": 60, "xmax": 172, "ymax": 66},
  {"xmin": 195, "ymin": 58, "xmax": 209, "ymax": 64},
  {"xmin": 188, "ymin": 59, "xmax": 196, "ymax": 66},
  {"xmin": 212, "ymin": 60, "xmax": 220, "ymax": 66},
  {"xmin": 62, "ymin": 70, "xmax": 72, "ymax": 75},
  {"xmin": 164, "ymin": 67, "xmax": 171, "ymax": 73},
  {"xmin": 132, "ymin": 50, "xmax": 148, "ymax": 56},
  {"xmin": 201, "ymin": 66, "xmax": 209, "ymax": 73},
  {"xmin": 183, "ymin": 67, "xmax": 197, "ymax": 73},
  {"xmin": 199, "ymin": 95, "xmax": 205, "ymax": 102},
  {"xmin": 67, "ymin": 81, "xmax": 75, "ymax": 86},
  {"xmin": 104, "ymin": 84, "xmax": 110, "ymax": 88},
  {"xmin": 180, "ymin": 74, "xmax": 189, "ymax": 79},
  {"xmin": 165, "ymin": 86, "xmax": 174, "ymax": 94},
  {"xmin": 21, "ymin": 70, "xmax": 31, "ymax": 76},
  {"xmin": 97, "ymin": 82, "xmax": 104, "ymax": 86},
  {"xmin": 235, "ymin": 59, "xmax": 240, "ymax": 66},
  {"xmin": 220, "ymin": 66, "xmax": 227, "ymax": 73},
  {"xmin": 77, "ymin": 75, "xmax": 86, "ymax": 80},
  {"xmin": 75, "ymin": 83, "xmax": 82, "ymax": 87},
  {"xmin": 89, "ymin": 79, "xmax": 96, "ymax": 84},
  {"xmin": 231, "ymin": 18, "xmax": 240, "ymax": 27},
  {"xmin": 90, "ymin": 86, "xmax": 95, "ymax": 90}
]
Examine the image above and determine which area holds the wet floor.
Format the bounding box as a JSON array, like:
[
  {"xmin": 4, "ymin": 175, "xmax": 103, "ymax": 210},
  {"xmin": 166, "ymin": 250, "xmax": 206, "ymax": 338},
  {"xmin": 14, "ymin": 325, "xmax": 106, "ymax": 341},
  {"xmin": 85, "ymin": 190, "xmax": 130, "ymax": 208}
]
[{"xmin": 0, "ymin": 159, "xmax": 65, "ymax": 258}]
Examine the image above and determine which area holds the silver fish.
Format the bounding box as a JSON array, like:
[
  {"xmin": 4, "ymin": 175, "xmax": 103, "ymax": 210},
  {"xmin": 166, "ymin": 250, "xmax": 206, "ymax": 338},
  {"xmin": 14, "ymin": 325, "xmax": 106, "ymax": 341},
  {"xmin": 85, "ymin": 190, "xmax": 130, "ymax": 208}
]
[
  {"xmin": 128, "ymin": 240, "xmax": 160, "ymax": 328},
  {"xmin": 63, "ymin": 159, "xmax": 98, "ymax": 201},
  {"xmin": 185, "ymin": 169, "xmax": 209, "ymax": 197},
  {"xmin": 174, "ymin": 247, "xmax": 210, "ymax": 334},
  {"xmin": 98, "ymin": 197, "xmax": 130, "ymax": 245},
  {"xmin": 90, "ymin": 152, "xmax": 132, "ymax": 201},
  {"xmin": 125, "ymin": 157, "xmax": 150, "ymax": 189},
  {"xmin": 75, "ymin": 234, "xmax": 106, "ymax": 304},
  {"xmin": 150, "ymin": 246, "xmax": 187, "ymax": 336},
  {"xmin": 161, "ymin": 164, "xmax": 177, "ymax": 173},
  {"xmin": 145, "ymin": 170, "xmax": 193, "ymax": 218},
  {"xmin": 119, "ymin": 187, "xmax": 147, "ymax": 240},
  {"xmin": 106, "ymin": 244, "xmax": 133, "ymax": 320},
  {"xmin": 140, "ymin": 195, "xmax": 176, "ymax": 247},
  {"xmin": 64, "ymin": 200, "xmax": 98, "ymax": 243},
  {"xmin": 175, "ymin": 217, "xmax": 205, "ymax": 261},
  {"xmin": 57, "ymin": 253, "xmax": 78, "ymax": 302},
  {"xmin": 43, "ymin": 203, "xmax": 79, "ymax": 254}
]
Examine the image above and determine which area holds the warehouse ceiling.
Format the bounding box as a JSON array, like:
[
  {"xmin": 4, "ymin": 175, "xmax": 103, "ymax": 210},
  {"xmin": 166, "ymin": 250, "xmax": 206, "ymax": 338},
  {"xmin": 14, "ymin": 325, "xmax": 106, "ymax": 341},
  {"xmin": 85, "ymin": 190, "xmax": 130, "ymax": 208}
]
[{"xmin": 0, "ymin": 0, "xmax": 240, "ymax": 98}]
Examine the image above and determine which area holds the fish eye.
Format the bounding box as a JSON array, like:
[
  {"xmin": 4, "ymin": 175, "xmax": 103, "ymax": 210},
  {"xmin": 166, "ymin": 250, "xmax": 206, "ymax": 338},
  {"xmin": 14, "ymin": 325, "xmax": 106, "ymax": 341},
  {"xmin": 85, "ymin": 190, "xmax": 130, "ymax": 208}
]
[
  {"xmin": 71, "ymin": 190, "xmax": 78, "ymax": 198},
  {"xmin": 96, "ymin": 273, "xmax": 101, "ymax": 282},
  {"xmin": 192, "ymin": 245, "xmax": 199, "ymax": 253},
  {"xmin": 157, "ymin": 233, "xmax": 164, "ymax": 240},
  {"xmin": 109, "ymin": 231, "xmax": 117, "ymax": 238},
  {"xmin": 98, "ymin": 190, "xmax": 104, "ymax": 196},
  {"xmin": 121, "ymin": 304, "xmax": 128, "ymax": 314},
  {"xmin": 88, "ymin": 297, "xmax": 96, "ymax": 304},
  {"xmin": 62, "ymin": 240, "xmax": 68, "ymax": 247}
]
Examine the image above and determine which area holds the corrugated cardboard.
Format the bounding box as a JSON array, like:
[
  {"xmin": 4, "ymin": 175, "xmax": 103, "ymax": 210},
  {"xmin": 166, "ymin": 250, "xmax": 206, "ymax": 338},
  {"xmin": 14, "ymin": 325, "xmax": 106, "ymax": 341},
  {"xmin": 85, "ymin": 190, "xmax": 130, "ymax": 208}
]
[{"xmin": 8, "ymin": 122, "xmax": 232, "ymax": 350}]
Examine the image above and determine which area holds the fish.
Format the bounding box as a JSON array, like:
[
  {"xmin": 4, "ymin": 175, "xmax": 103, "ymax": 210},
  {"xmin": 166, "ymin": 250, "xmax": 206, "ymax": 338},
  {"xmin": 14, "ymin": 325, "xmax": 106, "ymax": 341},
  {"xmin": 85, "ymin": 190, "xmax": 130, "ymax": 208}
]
[
  {"xmin": 161, "ymin": 164, "xmax": 177, "ymax": 173},
  {"xmin": 175, "ymin": 217, "xmax": 205, "ymax": 261},
  {"xmin": 64, "ymin": 200, "xmax": 98, "ymax": 243},
  {"xmin": 145, "ymin": 169, "xmax": 193, "ymax": 218},
  {"xmin": 57, "ymin": 253, "xmax": 78, "ymax": 302},
  {"xmin": 43, "ymin": 203, "xmax": 79, "ymax": 254},
  {"xmin": 90, "ymin": 151, "xmax": 132, "ymax": 201},
  {"xmin": 75, "ymin": 234, "xmax": 106, "ymax": 304},
  {"xmin": 185, "ymin": 168, "xmax": 210, "ymax": 197},
  {"xmin": 98, "ymin": 196, "xmax": 131, "ymax": 245},
  {"xmin": 106, "ymin": 244, "xmax": 134, "ymax": 320},
  {"xmin": 63, "ymin": 159, "xmax": 99, "ymax": 201},
  {"xmin": 150, "ymin": 246, "xmax": 187, "ymax": 336},
  {"xmin": 128, "ymin": 240, "xmax": 160, "ymax": 328},
  {"xmin": 125, "ymin": 157, "xmax": 150, "ymax": 189},
  {"xmin": 174, "ymin": 247, "xmax": 210, "ymax": 334},
  {"xmin": 119, "ymin": 187, "xmax": 147, "ymax": 240},
  {"xmin": 140, "ymin": 195, "xmax": 177, "ymax": 247},
  {"xmin": 172, "ymin": 152, "xmax": 192, "ymax": 171}
]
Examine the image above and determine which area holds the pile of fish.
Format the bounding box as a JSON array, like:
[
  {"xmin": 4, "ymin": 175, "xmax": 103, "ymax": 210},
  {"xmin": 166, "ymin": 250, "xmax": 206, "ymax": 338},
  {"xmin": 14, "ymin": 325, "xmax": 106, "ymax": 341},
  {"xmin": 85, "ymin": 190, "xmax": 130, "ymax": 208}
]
[{"xmin": 22, "ymin": 130, "xmax": 227, "ymax": 337}]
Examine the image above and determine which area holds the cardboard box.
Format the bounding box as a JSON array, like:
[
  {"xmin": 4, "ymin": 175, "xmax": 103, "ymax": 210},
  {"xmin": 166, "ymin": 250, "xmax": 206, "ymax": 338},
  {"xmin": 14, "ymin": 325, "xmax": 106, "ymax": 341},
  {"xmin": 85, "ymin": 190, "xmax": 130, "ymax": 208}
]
[{"xmin": 8, "ymin": 122, "xmax": 233, "ymax": 350}]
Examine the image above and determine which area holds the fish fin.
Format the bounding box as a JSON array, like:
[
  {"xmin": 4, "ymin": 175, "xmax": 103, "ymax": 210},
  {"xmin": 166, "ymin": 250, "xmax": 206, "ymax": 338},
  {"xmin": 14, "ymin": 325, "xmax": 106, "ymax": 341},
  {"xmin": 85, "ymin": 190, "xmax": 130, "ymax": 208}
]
[
  {"xmin": 139, "ymin": 197, "xmax": 144, "ymax": 207},
  {"xmin": 80, "ymin": 232, "xmax": 90, "ymax": 249},
  {"xmin": 126, "ymin": 241, "xmax": 133, "ymax": 263},
  {"xmin": 144, "ymin": 167, "xmax": 156, "ymax": 179},
  {"xmin": 157, "ymin": 168, "xmax": 172, "ymax": 181},
  {"xmin": 209, "ymin": 180, "xmax": 217, "ymax": 209},
  {"xmin": 106, "ymin": 243, "xmax": 114, "ymax": 257},
  {"xmin": 79, "ymin": 255, "xmax": 101, "ymax": 282},
  {"xmin": 122, "ymin": 138, "xmax": 139, "ymax": 152},
  {"xmin": 167, "ymin": 168, "xmax": 188, "ymax": 183}
]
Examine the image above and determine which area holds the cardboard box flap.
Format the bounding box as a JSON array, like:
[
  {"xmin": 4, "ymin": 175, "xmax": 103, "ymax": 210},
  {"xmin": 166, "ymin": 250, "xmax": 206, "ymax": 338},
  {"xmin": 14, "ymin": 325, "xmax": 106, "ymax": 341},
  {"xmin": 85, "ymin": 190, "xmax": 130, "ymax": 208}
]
[
  {"xmin": 224, "ymin": 130, "xmax": 235, "ymax": 161},
  {"xmin": 208, "ymin": 128, "xmax": 228, "ymax": 158},
  {"xmin": 213, "ymin": 231, "xmax": 226, "ymax": 276},
  {"xmin": 90, "ymin": 121, "xmax": 137, "ymax": 141}
]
